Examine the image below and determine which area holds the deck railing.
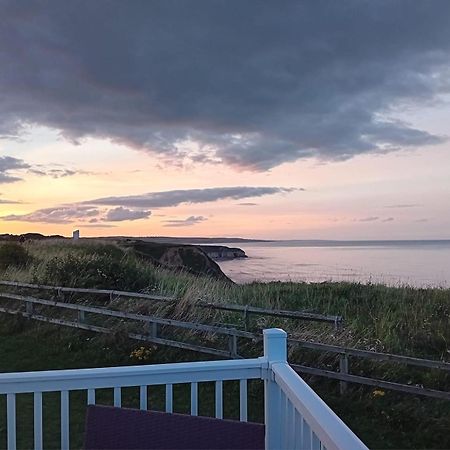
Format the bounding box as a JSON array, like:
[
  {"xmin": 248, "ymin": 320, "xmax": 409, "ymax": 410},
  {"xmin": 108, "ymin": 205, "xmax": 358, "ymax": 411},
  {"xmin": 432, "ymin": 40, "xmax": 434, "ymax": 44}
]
[{"xmin": 0, "ymin": 329, "xmax": 367, "ymax": 450}]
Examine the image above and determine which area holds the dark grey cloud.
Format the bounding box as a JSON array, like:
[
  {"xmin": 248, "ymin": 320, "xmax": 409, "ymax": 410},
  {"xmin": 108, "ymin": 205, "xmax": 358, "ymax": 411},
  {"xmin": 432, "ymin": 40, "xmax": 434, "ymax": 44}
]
[
  {"xmin": 87, "ymin": 186, "xmax": 298, "ymax": 208},
  {"xmin": 0, "ymin": 156, "xmax": 30, "ymax": 183},
  {"xmin": 163, "ymin": 216, "xmax": 207, "ymax": 227},
  {"xmin": 1, "ymin": 1, "xmax": 449, "ymax": 170},
  {"xmin": 237, "ymin": 202, "xmax": 258, "ymax": 206},
  {"xmin": 0, "ymin": 155, "xmax": 92, "ymax": 183},
  {"xmin": 105, "ymin": 207, "xmax": 151, "ymax": 222},
  {"xmin": 382, "ymin": 217, "xmax": 394, "ymax": 222},
  {"xmin": 1, "ymin": 205, "xmax": 101, "ymax": 224}
]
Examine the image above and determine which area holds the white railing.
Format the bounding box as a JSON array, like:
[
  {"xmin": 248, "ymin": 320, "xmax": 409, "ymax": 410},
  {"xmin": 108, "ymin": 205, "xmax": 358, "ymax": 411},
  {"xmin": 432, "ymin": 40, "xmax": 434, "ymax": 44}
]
[{"xmin": 0, "ymin": 329, "xmax": 368, "ymax": 450}]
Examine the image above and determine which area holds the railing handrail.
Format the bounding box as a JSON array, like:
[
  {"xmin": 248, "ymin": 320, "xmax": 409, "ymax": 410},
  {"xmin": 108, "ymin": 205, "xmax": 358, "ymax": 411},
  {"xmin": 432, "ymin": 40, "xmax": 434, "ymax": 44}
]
[
  {"xmin": 0, "ymin": 357, "xmax": 264, "ymax": 395},
  {"xmin": 273, "ymin": 362, "xmax": 368, "ymax": 450}
]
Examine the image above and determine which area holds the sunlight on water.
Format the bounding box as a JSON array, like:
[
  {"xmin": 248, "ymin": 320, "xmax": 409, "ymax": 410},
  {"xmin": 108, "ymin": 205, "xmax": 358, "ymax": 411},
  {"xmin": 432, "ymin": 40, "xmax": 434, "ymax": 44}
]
[{"xmin": 216, "ymin": 241, "xmax": 450, "ymax": 287}]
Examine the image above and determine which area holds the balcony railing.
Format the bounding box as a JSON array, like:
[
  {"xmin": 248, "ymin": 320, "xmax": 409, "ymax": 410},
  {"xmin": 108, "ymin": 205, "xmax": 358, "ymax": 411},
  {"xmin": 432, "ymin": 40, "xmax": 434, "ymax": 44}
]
[{"xmin": 0, "ymin": 328, "xmax": 368, "ymax": 450}]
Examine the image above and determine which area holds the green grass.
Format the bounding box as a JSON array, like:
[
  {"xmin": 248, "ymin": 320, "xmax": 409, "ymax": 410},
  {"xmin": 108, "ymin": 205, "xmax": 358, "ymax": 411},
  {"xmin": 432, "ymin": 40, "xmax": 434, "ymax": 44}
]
[{"xmin": 0, "ymin": 239, "xmax": 449, "ymax": 449}]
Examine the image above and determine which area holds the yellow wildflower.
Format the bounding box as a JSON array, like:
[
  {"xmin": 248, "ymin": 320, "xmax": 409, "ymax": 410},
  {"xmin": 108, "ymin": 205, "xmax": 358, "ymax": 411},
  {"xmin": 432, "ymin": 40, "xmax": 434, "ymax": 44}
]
[{"xmin": 372, "ymin": 389, "xmax": 385, "ymax": 398}]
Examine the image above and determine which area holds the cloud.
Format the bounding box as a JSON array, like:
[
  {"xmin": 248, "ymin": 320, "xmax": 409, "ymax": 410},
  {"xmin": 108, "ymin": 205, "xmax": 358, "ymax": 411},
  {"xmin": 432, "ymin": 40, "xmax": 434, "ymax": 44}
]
[
  {"xmin": 357, "ymin": 216, "xmax": 395, "ymax": 222},
  {"xmin": 359, "ymin": 216, "xmax": 379, "ymax": 222},
  {"xmin": 0, "ymin": 155, "xmax": 94, "ymax": 184},
  {"xmin": 1, "ymin": 2, "xmax": 449, "ymax": 170},
  {"xmin": 87, "ymin": 186, "xmax": 298, "ymax": 208},
  {"xmin": 1, "ymin": 185, "xmax": 292, "ymax": 224},
  {"xmin": 414, "ymin": 218, "xmax": 429, "ymax": 223},
  {"xmin": 237, "ymin": 202, "xmax": 258, "ymax": 206},
  {"xmin": 1, "ymin": 205, "xmax": 101, "ymax": 224},
  {"xmin": 163, "ymin": 216, "xmax": 207, "ymax": 227},
  {"xmin": 105, "ymin": 207, "xmax": 151, "ymax": 222},
  {"xmin": 385, "ymin": 204, "xmax": 422, "ymax": 208},
  {"xmin": 0, "ymin": 204, "xmax": 151, "ymax": 224},
  {"xmin": 0, "ymin": 197, "xmax": 21, "ymax": 204},
  {"xmin": 77, "ymin": 224, "xmax": 117, "ymax": 228},
  {"xmin": 28, "ymin": 168, "xmax": 90, "ymax": 178},
  {"xmin": 0, "ymin": 156, "xmax": 30, "ymax": 183}
]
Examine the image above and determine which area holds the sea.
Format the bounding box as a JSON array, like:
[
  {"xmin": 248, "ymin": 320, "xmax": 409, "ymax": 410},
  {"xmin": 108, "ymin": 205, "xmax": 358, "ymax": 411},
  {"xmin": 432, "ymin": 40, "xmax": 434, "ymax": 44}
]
[{"xmin": 212, "ymin": 240, "xmax": 450, "ymax": 288}]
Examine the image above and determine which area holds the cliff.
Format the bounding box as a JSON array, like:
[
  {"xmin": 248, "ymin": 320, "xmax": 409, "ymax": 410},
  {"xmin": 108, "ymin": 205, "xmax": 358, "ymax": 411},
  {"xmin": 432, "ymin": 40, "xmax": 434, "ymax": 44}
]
[
  {"xmin": 197, "ymin": 245, "xmax": 247, "ymax": 260},
  {"xmin": 121, "ymin": 240, "xmax": 231, "ymax": 281}
]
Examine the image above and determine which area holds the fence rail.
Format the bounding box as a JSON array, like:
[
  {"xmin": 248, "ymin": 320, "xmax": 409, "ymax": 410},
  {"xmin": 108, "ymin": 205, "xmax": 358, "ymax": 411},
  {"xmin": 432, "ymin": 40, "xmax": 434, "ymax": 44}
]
[
  {"xmin": 0, "ymin": 280, "xmax": 175, "ymax": 302},
  {"xmin": 0, "ymin": 282, "xmax": 449, "ymax": 401},
  {"xmin": 198, "ymin": 302, "xmax": 343, "ymax": 329},
  {"xmin": 0, "ymin": 292, "xmax": 254, "ymax": 358},
  {"xmin": 288, "ymin": 339, "xmax": 450, "ymax": 371},
  {"xmin": 0, "ymin": 280, "xmax": 342, "ymax": 328},
  {"xmin": 292, "ymin": 364, "xmax": 450, "ymax": 401}
]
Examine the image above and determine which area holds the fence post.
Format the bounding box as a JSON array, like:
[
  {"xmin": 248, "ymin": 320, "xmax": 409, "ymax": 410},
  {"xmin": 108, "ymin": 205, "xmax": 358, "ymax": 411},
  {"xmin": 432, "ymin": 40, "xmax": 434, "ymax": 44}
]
[
  {"xmin": 264, "ymin": 328, "xmax": 287, "ymax": 450},
  {"xmin": 339, "ymin": 354, "xmax": 349, "ymax": 395},
  {"xmin": 25, "ymin": 301, "xmax": 33, "ymax": 315},
  {"xmin": 147, "ymin": 321, "xmax": 158, "ymax": 338},
  {"xmin": 243, "ymin": 305, "xmax": 249, "ymax": 331},
  {"xmin": 228, "ymin": 335, "xmax": 238, "ymax": 358},
  {"xmin": 77, "ymin": 310, "xmax": 86, "ymax": 324}
]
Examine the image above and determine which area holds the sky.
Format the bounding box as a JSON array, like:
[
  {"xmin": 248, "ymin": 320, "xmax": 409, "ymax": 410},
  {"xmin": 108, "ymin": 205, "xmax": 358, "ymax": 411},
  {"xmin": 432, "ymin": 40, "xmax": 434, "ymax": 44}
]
[{"xmin": 1, "ymin": 1, "xmax": 450, "ymax": 240}]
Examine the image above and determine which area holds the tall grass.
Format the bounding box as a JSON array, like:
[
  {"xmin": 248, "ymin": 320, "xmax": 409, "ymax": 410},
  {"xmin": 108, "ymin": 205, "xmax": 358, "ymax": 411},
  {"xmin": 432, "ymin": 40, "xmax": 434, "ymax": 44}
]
[{"xmin": 0, "ymin": 239, "xmax": 449, "ymax": 359}]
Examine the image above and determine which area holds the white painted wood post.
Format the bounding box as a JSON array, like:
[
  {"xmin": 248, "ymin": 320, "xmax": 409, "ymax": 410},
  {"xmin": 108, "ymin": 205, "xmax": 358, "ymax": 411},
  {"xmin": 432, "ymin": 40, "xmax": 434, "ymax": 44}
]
[{"xmin": 264, "ymin": 328, "xmax": 287, "ymax": 450}]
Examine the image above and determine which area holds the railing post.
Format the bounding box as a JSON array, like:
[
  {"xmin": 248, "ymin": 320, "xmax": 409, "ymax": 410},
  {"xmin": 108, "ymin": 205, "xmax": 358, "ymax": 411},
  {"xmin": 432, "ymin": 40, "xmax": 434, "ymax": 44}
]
[{"xmin": 264, "ymin": 328, "xmax": 287, "ymax": 450}]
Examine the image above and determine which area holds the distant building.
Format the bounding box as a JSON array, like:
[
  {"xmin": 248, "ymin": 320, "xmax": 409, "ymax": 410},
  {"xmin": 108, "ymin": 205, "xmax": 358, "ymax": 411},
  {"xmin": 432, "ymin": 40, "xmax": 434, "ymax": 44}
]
[{"xmin": 73, "ymin": 230, "xmax": 80, "ymax": 240}]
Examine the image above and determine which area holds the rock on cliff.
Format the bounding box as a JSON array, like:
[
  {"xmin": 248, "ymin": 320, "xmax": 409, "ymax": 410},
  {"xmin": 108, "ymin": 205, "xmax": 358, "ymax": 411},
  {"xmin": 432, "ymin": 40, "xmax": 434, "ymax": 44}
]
[
  {"xmin": 122, "ymin": 240, "xmax": 230, "ymax": 280},
  {"xmin": 196, "ymin": 245, "xmax": 247, "ymax": 260}
]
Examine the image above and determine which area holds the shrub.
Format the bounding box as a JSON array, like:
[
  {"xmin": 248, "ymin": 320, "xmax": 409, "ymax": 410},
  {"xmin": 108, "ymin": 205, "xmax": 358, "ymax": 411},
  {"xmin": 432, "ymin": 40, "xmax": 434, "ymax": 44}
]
[
  {"xmin": 0, "ymin": 243, "xmax": 30, "ymax": 269},
  {"xmin": 36, "ymin": 252, "xmax": 157, "ymax": 291}
]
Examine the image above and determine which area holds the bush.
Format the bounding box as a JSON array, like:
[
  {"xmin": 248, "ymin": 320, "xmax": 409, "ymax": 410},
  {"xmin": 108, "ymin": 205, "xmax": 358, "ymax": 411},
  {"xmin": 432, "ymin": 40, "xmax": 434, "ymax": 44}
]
[
  {"xmin": 36, "ymin": 253, "xmax": 157, "ymax": 291},
  {"xmin": 0, "ymin": 243, "xmax": 30, "ymax": 269}
]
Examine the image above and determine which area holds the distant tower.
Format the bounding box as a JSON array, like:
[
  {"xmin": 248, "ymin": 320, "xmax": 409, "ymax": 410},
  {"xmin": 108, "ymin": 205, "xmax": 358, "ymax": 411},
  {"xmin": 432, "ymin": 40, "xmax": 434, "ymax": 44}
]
[{"xmin": 73, "ymin": 230, "xmax": 80, "ymax": 240}]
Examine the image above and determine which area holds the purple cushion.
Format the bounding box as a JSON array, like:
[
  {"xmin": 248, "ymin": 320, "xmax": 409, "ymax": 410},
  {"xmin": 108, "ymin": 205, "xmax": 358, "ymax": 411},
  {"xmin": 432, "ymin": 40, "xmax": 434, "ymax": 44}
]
[{"xmin": 84, "ymin": 405, "xmax": 265, "ymax": 449}]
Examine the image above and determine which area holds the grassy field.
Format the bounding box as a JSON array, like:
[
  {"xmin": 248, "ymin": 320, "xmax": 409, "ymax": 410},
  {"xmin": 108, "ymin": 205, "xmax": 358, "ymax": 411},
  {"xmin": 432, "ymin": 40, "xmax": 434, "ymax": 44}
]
[{"xmin": 0, "ymin": 239, "xmax": 449, "ymax": 449}]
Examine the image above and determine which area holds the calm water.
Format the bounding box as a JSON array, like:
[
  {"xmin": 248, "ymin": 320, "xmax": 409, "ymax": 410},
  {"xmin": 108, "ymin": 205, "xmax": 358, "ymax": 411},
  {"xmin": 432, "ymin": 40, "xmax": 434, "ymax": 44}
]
[{"xmin": 214, "ymin": 240, "xmax": 450, "ymax": 287}]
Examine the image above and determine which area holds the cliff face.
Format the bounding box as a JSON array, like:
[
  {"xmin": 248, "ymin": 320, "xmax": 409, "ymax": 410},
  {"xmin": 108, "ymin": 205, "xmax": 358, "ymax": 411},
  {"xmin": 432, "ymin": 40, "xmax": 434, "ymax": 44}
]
[
  {"xmin": 197, "ymin": 245, "xmax": 247, "ymax": 260},
  {"xmin": 122, "ymin": 240, "xmax": 230, "ymax": 281}
]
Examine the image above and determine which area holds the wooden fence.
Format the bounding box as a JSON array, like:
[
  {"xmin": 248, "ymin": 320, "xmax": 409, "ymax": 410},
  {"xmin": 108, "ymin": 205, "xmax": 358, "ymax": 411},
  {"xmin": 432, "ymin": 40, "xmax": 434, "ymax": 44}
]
[
  {"xmin": 0, "ymin": 282, "xmax": 449, "ymax": 401},
  {"xmin": 0, "ymin": 280, "xmax": 343, "ymax": 328}
]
